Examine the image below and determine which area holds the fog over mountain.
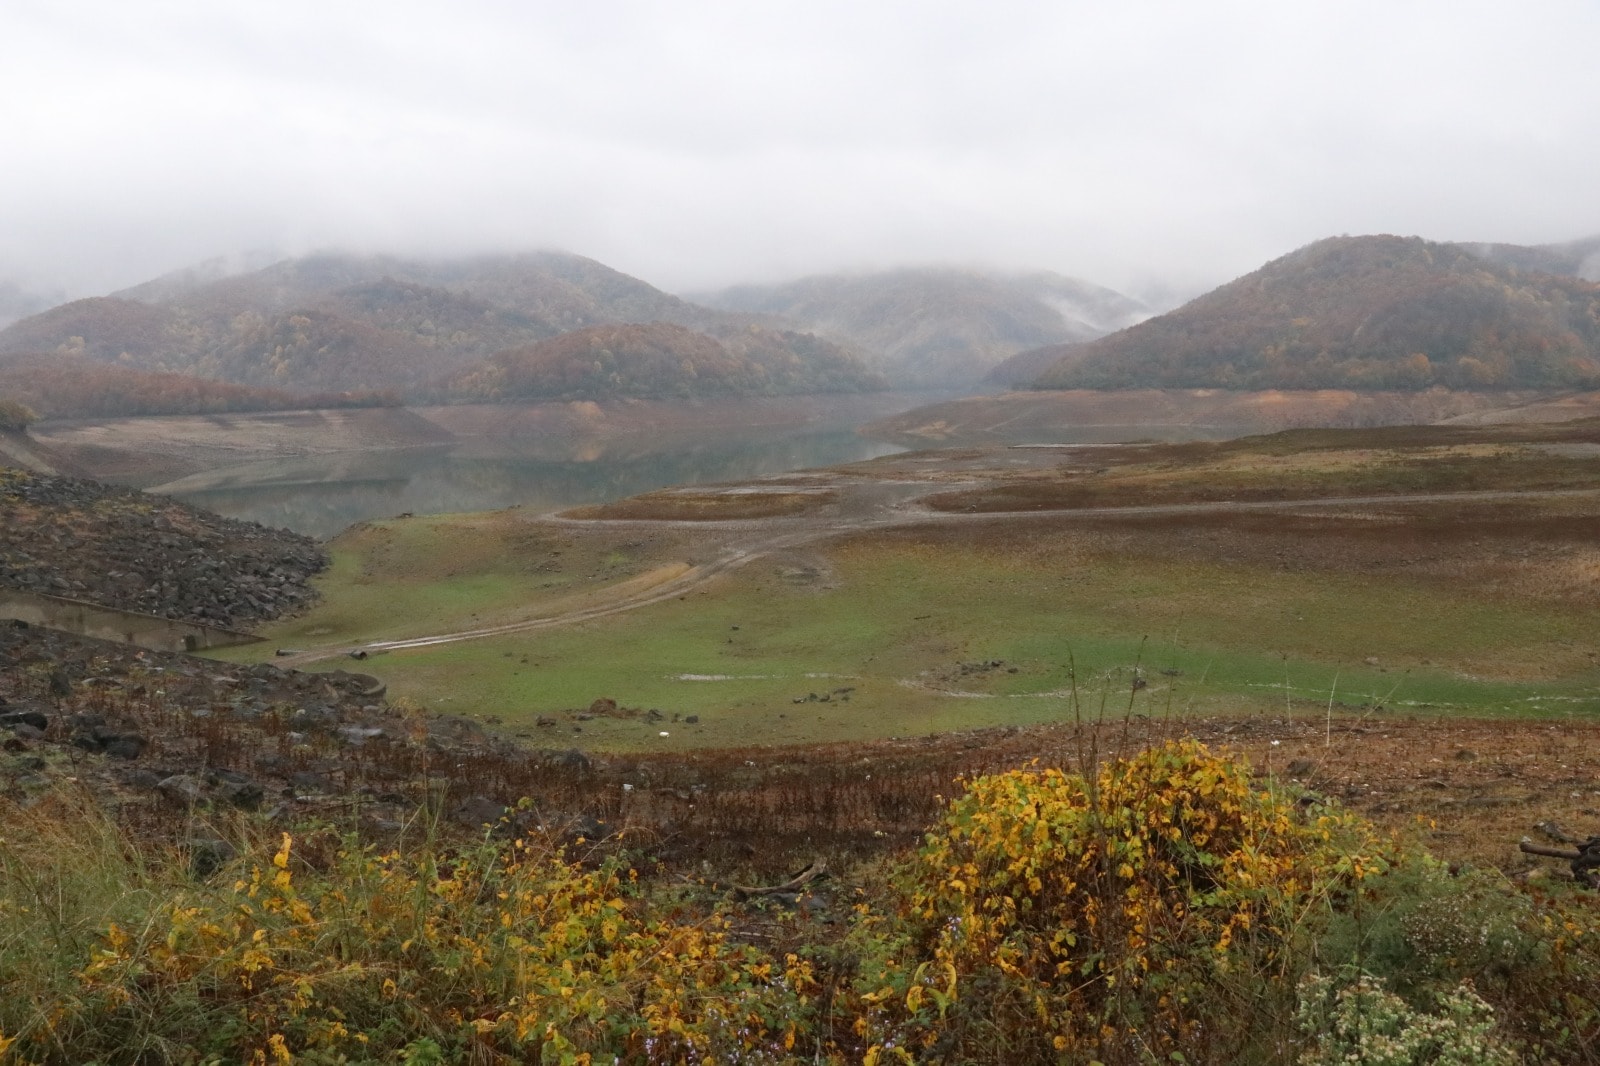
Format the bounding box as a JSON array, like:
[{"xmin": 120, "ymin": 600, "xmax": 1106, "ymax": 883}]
[
  {"xmin": 3, "ymin": 2, "xmax": 1598, "ymax": 304},
  {"xmin": 0, "ymin": 281, "xmax": 65, "ymax": 330},
  {"xmin": 698, "ymin": 268, "xmax": 1148, "ymax": 387},
  {"xmin": 0, "ymin": 251, "xmax": 888, "ymax": 398}
]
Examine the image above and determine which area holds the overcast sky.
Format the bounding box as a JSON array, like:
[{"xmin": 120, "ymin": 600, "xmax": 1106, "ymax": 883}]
[{"xmin": 4, "ymin": 0, "xmax": 1599, "ymax": 303}]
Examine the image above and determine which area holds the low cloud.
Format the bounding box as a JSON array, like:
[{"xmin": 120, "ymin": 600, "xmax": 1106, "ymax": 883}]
[{"xmin": 4, "ymin": 0, "xmax": 1598, "ymax": 300}]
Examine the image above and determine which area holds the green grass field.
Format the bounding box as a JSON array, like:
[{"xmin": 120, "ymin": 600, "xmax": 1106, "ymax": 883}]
[
  {"xmin": 239, "ymin": 518, "xmax": 1600, "ymax": 751},
  {"xmin": 220, "ymin": 513, "xmax": 690, "ymax": 652}
]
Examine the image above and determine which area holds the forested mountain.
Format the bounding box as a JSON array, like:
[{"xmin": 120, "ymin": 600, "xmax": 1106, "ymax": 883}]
[
  {"xmin": 695, "ymin": 268, "xmax": 1147, "ymax": 388},
  {"xmin": 0, "ymin": 252, "xmax": 884, "ymax": 400},
  {"xmin": 1019, "ymin": 235, "xmax": 1600, "ymax": 391},
  {"xmin": 113, "ymin": 251, "xmax": 711, "ymax": 332},
  {"xmin": 0, "ymin": 354, "xmax": 394, "ymax": 419},
  {"xmin": 0, "ymin": 298, "xmax": 186, "ymax": 365},
  {"xmin": 439, "ymin": 322, "xmax": 885, "ymax": 402}
]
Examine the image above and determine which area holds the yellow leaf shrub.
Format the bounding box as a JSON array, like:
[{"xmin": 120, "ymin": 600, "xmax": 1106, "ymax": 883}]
[
  {"xmin": 852, "ymin": 740, "xmax": 1389, "ymax": 1064},
  {"xmin": 68, "ymin": 832, "xmax": 817, "ymax": 1064}
]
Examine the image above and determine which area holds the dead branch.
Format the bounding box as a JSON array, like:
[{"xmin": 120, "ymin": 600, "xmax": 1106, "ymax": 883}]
[
  {"xmin": 731, "ymin": 860, "xmax": 829, "ymax": 900},
  {"xmin": 1521, "ymin": 832, "xmax": 1600, "ymax": 888},
  {"xmin": 1520, "ymin": 839, "xmax": 1581, "ymax": 861}
]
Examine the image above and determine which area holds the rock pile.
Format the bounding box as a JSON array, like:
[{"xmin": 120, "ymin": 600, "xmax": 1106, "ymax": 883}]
[
  {"xmin": 0, "ymin": 621, "xmax": 609, "ymax": 839},
  {"xmin": 0, "ymin": 623, "xmax": 499, "ymax": 819},
  {"xmin": 0, "ymin": 466, "xmax": 326, "ymax": 629}
]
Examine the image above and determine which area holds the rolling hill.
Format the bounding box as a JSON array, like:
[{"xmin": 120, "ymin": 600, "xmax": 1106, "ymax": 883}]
[
  {"xmin": 694, "ymin": 267, "xmax": 1148, "ymax": 388},
  {"xmin": 1017, "ymin": 235, "xmax": 1600, "ymax": 392},
  {"xmin": 0, "ymin": 252, "xmax": 885, "ymax": 400},
  {"xmin": 439, "ymin": 321, "xmax": 885, "ymax": 402}
]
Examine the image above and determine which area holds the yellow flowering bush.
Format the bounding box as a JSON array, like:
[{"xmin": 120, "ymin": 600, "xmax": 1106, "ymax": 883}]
[
  {"xmin": 62, "ymin": 831, "xmax": 817, "ymax": 1064},
  {"xmin": 851, "ymin": 740, "xmax": 1390, "ymax": 1064}
]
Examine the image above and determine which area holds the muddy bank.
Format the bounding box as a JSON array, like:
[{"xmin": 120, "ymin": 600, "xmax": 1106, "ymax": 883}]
[
  {"xmin": 28, "ymin": 407, "xmax": 456, "ymax": 486},
  {"xmin": 416, "ymin": 392, "xmax": 948, "ymax": 460},
  {"xmin": 0, "ymin": 428, "xmax": 61, "ymax": 475},
  {"xmin": 864, "ymin": 388, "xmax": 1600, "ymax": 446}
]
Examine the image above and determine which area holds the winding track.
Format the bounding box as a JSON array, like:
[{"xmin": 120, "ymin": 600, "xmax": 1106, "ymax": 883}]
[{"xmin": 274, "ymin": 485, "xmax": 1600, "ymax": 666}]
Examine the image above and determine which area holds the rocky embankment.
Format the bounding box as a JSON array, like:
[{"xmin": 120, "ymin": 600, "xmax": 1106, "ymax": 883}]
[
  {"xmin": 0, "ymin": 466, "xmax": 326, "ymax": 629},
  {"xmin": 0, "ymin": 622, "xmax": 599, "ymax": 839}
]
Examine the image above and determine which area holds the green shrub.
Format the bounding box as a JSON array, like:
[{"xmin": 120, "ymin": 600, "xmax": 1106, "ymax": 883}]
[
  {"xmin": 0, "ymin": 398, "xmax": 38, "ymax": 431},
  {"xmin": 1294, "ymin": 969, "xmax": 1521, "ymax": 1065}
]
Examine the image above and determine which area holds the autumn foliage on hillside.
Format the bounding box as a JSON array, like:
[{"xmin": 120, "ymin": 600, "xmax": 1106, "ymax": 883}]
[
  {"xmin": 1029, "ymin": 235, "xmax": 1600, "ymax": 391},
  {"xmin": 0, "ymin": 354, "xmax": 396, "ymax": 419},
  {"xmin": 0, "ymin": 253, "xmax": 887, "ymax": 400},
  {"xmin": 0, "ymin": 298, "xmax": 187, "ymax": 365},
  {"xmin": 440, "ymin": 322, "xmax": 886, "ymax": 401}
]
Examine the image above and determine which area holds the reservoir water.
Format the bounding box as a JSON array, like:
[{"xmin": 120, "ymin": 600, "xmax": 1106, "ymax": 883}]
[
  {"xmin": 145, "ymin": 394, "xmax": 1249, "ymax": 539},
  {"xmin": 158, "ymin": 416, "xmax": 906, "ymax": 539}
]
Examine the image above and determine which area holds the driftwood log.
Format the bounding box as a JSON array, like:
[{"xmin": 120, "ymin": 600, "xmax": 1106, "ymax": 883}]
[
  {"xmin": 1519, "ymin": 822, "xmax": 1600, "ymax": 888},
  {"xmin": 730, "ymin": 860, "xmax": 829, "ymax": 901}
]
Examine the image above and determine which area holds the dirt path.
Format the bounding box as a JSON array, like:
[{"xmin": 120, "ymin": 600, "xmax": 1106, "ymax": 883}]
[{"xmin": 275, "ymin": 483, "xmax": 1600, "ymax": 666}]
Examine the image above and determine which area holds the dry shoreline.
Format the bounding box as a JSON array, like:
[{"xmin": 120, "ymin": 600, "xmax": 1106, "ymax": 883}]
[
  {"xmin": 21, "ymin": 392, "xmax": 945, "ymax": 485},
  {"xmin": 20, "ymin": 386, "xmax": 1600, "ymax": 489}
]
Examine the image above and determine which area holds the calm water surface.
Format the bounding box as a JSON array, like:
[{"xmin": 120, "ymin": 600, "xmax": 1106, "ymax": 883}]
[
  {"xmin": 161, "ymin": 427, "xmax": 904, "ymax": 539},
  {"xmin": 154, "ymin": 392, "xmax": 1249, "ymax": 539}
]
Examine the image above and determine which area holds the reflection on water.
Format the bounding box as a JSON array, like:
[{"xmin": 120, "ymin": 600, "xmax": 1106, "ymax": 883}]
[{"xmin": 160, "ymin": 430, "xmax": 904, "ymax": 539}]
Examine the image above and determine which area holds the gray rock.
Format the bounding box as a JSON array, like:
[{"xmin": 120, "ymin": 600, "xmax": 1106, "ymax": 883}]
[
  {"xmin": 0, "ymin": 709, "xmax": 49, "ymax": 732},
  {"xmin": 121, "ymin": 768, "xmax": 163, "ymax": 791},
  {"xmin": 453, "ymin": 794, "xmax": 508, "ymax": 827},
  {"xmin": 289, "ymin": 771, "xmax": 335, "ymax": 794},
  {"xmin": 554, "ymin": 748, "xmax": 593, "ymax": 772},
  {"xmin": 157, "ymin": 774, "xmax": 204, "ymax": 807},
  {"xmin": 69, "ymin": 732, "xmax": 103, "ymax": 753},
  {"xmin": 187, "ymin": 838, "xmax": 237, "ymax": 878},
  {"xmin": 217, "ymin": 778, "xmax": 264, "ymax": 810},
  {"xmin": 101, "ymin": 734, "xmax": 148, "ymax": 760},
  {"xmin": 561, "ymin": 813, "xmax": 607, "ymax": 842}
]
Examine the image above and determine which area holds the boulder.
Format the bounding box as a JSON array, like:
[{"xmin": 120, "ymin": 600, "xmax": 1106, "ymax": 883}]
[{"xmin": 157, "ymin": 774, "xmax": 205, "ymax": 807}]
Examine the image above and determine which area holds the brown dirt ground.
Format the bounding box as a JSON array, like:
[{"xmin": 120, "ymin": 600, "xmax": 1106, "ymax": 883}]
[{"xmin": 671, "ymin": 713, "xmax": 1600, "ymax": 879}]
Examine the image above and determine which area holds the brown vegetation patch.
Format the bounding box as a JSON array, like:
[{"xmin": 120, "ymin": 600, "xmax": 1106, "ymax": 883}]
[
  {"xmin": 848, "ymin": 495, "xmax": 1600, "ymax": 611},
  {"xmin": 922, "ymin": 420, "xmax": 1600, "ymax": 512},
  {"xmin": 5, "ymin": 621, "xmax": 1598, "ymax": 886},
  {"xmin": 863, "ymin": 387, "xmax": 1586, "ymax": 447},
  {"xmin": 564, "ymin": 487, "xmax": 837, "ymax": 522}
]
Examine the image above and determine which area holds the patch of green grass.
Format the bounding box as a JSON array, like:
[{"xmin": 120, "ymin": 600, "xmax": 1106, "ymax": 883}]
[
  {"xmin": 301, "ymin": 532, "xmax": 1600, "ymax": 750},
  {"xmin": 219, "ymin": 512, "xmax": 671, "ymax": 655}
]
